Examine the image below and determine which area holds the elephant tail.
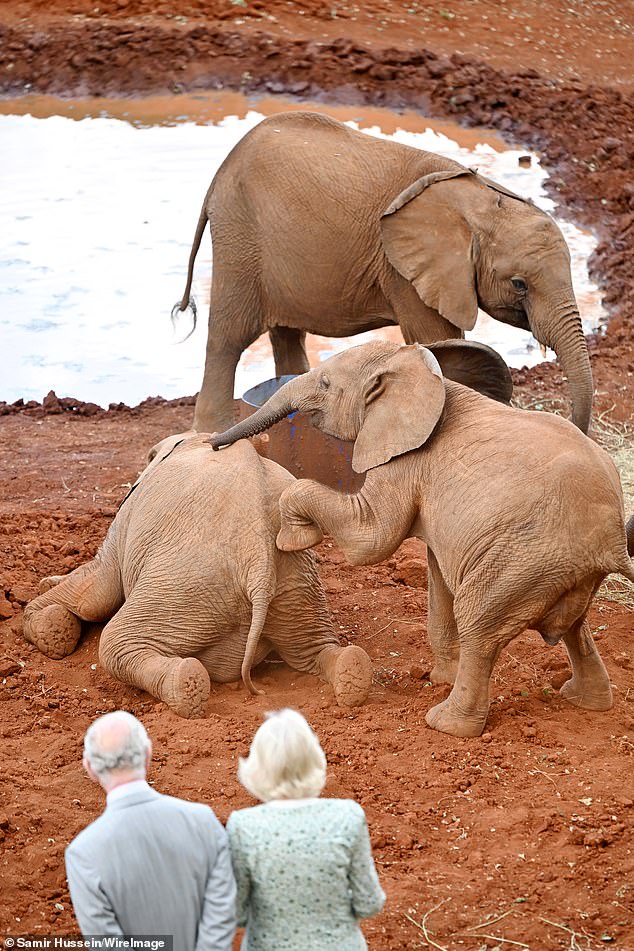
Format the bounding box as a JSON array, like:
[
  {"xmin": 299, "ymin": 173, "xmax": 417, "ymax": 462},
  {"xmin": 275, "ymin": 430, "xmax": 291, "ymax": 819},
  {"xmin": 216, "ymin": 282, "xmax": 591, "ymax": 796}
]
[
  {"xmin": 612, "ymin": 514, "xmax": 634, "ymax": 584},
  {"xmin": 617, "ymin": 559, "xmax": 634, "ymax": 584},
  {"xmin": 170, "ymin": 189, "xmax": 213, "ymax": 338},
  {"xmin": 242, "ymin": 590, "xmax": 272, "ymax": 696}
]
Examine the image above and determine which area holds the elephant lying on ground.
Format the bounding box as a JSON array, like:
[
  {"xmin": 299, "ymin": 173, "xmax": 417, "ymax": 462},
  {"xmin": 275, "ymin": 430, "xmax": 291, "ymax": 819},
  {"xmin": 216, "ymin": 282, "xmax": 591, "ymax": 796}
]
[
  {"xmin": 24, "ymin": 436, "xmax": 372, "ymax": 717},
  {"xmin": 211, "ymin": 340, "xmax": 634, "ymax": 737},
  {"xmin": 174, "ymin": 110, "xmax": 592, "ymax": 434}
]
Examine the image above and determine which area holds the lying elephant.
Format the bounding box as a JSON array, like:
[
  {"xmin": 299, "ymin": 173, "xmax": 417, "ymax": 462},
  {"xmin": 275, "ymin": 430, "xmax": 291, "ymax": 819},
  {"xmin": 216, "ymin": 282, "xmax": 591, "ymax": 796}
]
[
  {"xmin": 211, "ymin": 340, "xmax": 634, "ymax": 737},
  {"xmin": 174, "ymin": 110, "xmax": 592, "ymax": 434},
  {"xmin": 23, "ymin": 436, "xmax": 372, "ymax": 717}
]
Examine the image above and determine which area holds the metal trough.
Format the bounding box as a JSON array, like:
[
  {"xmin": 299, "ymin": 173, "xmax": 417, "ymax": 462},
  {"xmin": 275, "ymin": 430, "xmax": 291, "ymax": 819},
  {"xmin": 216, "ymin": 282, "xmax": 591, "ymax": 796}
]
[{"xmin": 236, "ymin": 376, "xmax": 364, "ymax": 493}]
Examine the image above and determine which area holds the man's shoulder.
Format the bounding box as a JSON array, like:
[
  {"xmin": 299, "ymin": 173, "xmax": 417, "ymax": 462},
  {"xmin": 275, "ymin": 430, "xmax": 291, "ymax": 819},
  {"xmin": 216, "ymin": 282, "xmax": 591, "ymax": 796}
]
[
  {"xmin": 66, "ymin": 792, "xmax": 220, "ymax": 859},
  {"xmin": 156, "ymin": 793, "xmax": 219, "ymax": 824},
  {"xmin": 65, "ymin": 810, "xmax": 111, "ymax": 861}
]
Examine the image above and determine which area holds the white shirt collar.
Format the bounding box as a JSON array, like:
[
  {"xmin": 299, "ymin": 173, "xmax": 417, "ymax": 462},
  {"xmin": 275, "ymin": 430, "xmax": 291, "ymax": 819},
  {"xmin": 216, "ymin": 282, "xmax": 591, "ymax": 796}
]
[{"xmin": 106, "ymin": 778, "xmax": 151, "ymax": 807}]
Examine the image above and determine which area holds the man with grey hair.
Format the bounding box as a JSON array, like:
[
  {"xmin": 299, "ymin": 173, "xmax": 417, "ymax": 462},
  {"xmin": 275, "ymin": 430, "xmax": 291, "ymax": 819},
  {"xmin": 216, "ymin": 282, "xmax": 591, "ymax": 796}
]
[{"xmin": 65, "ymin": 710, "xmax": 236, "ymax": 949}]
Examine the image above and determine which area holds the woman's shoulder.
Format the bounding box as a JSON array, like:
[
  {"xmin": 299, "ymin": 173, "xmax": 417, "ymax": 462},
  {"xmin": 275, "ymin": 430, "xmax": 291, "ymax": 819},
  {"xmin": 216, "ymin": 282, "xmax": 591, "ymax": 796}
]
[
  {"xmin": 322, "ymin": 798, "xmax": 368, "ymax": 829},
  {"xmin": 226, "ymin": 803, "xmax": 268, "ymax": 831},
  {"xmin": 228, "ymin": 799, "xmax": 365, "ymax": 825},
  {"xmin": 320, "ymin": 798, "xmax": 365, "ymax": 816}
]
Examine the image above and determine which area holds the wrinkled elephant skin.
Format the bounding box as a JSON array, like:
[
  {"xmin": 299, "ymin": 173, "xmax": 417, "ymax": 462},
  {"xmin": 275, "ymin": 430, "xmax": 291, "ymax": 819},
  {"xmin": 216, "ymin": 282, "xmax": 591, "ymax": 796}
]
[
  {"xmin": 23, "ymin": 436, "xmax": 372, "ymax": 717},
  {"xmin": 211, "ymin": 340, "xmax": 633, "ymax": 737},
  {"xmin": 175, "ymin": 111, "xmax": 593, "ymax": 434}
]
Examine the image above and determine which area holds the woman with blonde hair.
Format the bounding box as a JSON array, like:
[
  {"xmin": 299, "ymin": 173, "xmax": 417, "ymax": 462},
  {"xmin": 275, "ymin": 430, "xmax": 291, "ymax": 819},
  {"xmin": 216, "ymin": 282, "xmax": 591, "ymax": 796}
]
[{"xmin": 226, "ymin": 708, "xmax": 385, "ymax": 950}]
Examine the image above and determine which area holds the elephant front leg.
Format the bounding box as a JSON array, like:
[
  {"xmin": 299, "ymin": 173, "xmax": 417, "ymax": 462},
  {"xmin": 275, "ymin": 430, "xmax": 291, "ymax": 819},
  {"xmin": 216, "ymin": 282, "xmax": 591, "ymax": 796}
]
[
  {"xmin": 99, "ymin": 606, "xmax": 210, "ymax": 719},
  {"xmin": 425, "ymin": 618, "xmax": 517, "ymax": 737},
  {"xmin": 559, "ymin": 619, "xmax": 613, "ymax": 711},
  {"xmin": 426, "ymin": 550, "xmax": 460, "ymax": 685},
  {"xmin": 277, "ymin": 474, "xmax": 416, "ymax": 566}
]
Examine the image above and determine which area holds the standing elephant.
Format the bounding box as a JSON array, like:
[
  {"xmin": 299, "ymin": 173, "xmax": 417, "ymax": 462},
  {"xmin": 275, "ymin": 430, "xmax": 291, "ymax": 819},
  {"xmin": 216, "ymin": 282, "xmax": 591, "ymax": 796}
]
[
  {"xmin": 210, "ymin": 340, "xmax": 633, "ymax": 737},
  {"xmin": 174, "ymin": 110, "xmax": 593, "ymax": 433},
  {"xmin": 23, "ymin": 435, "xmax": 372, "ymax": 718}
]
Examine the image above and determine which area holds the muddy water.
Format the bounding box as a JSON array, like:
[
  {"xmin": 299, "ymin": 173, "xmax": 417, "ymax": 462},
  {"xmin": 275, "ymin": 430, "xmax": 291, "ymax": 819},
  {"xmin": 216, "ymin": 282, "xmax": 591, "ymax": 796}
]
[{"xmin": 0, "ymin": 92, "xmax": 604, "ymax": 407}]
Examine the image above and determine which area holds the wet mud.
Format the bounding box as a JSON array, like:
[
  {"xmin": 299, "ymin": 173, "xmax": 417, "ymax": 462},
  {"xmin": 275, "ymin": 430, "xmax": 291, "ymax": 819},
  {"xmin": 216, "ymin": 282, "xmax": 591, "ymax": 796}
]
[{"xmin": 1, "ymin": 1, "xmax": 633, "ymax": 948}]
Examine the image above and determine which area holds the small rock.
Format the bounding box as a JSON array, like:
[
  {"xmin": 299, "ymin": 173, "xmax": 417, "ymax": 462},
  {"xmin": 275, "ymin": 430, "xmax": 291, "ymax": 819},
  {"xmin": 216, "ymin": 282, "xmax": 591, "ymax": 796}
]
[
  {"xmin": 409, "ymin": 665, "xmax": 428, "ymax": 680},
  {"xmin": 42, "ymin": 390, "xmax": 63, "ymax": 414},
  {"xmin": 0, "ymin": 658, "xmax": 21, "ymax": 678},
  {"xmin": 392, "ymin": 556, "xmax": 426, "ymax": 588},
  {"xmin": 0, "ymin": 595, "xmax": 14, "ymax": 620}
]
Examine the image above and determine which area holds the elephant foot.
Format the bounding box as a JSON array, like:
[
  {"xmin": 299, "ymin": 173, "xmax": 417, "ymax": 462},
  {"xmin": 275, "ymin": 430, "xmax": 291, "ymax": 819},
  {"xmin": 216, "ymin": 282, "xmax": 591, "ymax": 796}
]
[
  {"xmin": 24, "ymin": 604, "xmax": 82, "ymax": 659},
  {"xmin": 429, "ymin": 658, "xmax": 459, "ymax": 686},
  {"xmin": 164, "ymin": 658, "xmax": 211, "ymax": 719},
  {"xmin": 425, "ymin": 697, "xmax": 488, "ymax": 738},
  {"xmin": 560, "ymin": 675, "xmax": 613, "ymax": 712},
  {"xmin": 332, "ymin": 646, "xmax": 372, "ymax": 707},
  {"xmin": 276, "ymin": 521, "xmax": 324, "ymax": 552},
  {"xmin": 38, "ymin": 575, "xmax": 65, "ymax": 595}
]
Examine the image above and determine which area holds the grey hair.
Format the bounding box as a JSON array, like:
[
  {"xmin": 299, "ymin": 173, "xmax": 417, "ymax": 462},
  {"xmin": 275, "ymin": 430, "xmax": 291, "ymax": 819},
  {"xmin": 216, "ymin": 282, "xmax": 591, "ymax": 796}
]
[
  {"xmin": 238, "ymin": 708, "xmax": 327, "ymax": 803},
  {"xmin": 83, "ymin": 710, "xmax": 151, "ymax": 780}
]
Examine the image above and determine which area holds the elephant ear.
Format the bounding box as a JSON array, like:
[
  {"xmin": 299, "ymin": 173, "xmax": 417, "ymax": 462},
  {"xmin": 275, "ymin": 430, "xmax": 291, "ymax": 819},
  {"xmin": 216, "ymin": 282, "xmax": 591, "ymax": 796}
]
[
  {"xmin": 380, "ymin": 169, "xmax": 479, "ymax": 331},
  {"xmin": 426, "ymin": 339, "xmax": 513, "ymax": 404},
  {"xmin": 352, "ymin": 344, "xmax": 446, "ymax": 473}
]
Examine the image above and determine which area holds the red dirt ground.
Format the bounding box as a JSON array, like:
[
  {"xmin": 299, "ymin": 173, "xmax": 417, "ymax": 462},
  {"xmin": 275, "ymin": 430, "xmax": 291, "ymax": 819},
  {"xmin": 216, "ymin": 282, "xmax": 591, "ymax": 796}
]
[{"xmin": 1, "ymin": 2, "xmax": 633, "ymax": 949}]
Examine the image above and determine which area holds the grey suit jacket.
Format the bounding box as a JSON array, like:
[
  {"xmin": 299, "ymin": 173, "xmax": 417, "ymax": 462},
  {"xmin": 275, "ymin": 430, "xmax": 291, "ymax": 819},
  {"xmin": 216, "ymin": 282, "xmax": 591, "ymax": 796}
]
[{"xmin": 65, "ymin": 786, "xmax": 236, "ymax": 951}]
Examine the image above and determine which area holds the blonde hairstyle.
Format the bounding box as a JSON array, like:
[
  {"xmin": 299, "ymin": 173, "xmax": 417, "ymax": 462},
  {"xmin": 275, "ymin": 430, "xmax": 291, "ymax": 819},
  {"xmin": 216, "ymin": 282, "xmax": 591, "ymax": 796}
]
[{"xmin": 238, "ymin": 709, "xmax": 327, "ymax": 802}]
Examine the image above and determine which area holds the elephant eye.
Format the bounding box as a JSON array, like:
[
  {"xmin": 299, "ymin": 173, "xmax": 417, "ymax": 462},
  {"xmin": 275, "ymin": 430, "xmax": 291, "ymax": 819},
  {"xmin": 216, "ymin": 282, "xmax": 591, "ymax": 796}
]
[
  {"xmin": 511, "ymin": 276, "xmax": 528, "ymax": 292},
  {"xmin": 319, "ymin": 374, "xmax": 330, "ymax": 391}
]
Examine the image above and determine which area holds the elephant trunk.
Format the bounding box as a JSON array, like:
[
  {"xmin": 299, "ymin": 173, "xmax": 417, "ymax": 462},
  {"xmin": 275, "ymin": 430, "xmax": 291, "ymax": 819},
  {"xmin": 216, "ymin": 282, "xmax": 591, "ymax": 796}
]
[
  {"xmin": 532, "ymin": 305, "xmax": 593, "ymax": 434},
  {"xmin": 210, "ymin": 373, "xmax": 313, "ymax": 449}
]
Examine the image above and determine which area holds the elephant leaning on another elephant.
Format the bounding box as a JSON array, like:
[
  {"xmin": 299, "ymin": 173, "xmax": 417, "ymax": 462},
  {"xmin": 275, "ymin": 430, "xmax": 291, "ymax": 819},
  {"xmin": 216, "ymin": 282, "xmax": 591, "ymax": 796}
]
[
  {"xmin": 23, "ymin": 436, "xmax": 372, "ymax": 717},
  {"xmin": 211, "ymin": 339, "xmax": 634, "ymax": 738},
  {"xmin": 174, "ymin": 110, "xmax": 593, "ymax": 434}
]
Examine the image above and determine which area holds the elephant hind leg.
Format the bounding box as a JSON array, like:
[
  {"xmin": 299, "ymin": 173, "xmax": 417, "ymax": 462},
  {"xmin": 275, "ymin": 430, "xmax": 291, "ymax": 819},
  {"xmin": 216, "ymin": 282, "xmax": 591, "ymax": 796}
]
[
  {"xmin": 24, "ymin": 555, "xmax": 123, "ymax": 659},
  {"xmin": 559, "ymin": 618, "xmax": 613, "ymax": 711},
  {"xmin": 193, "ymin": 268, "xmax": 262, "ymax": 432},
  {"xmin": 269, "ymin": 326, "xmax": 310, "ymax": 377},
  {"xmin": 99, "ymin": 604, "xmax": 210, "ymax": 718},
  {"xmin": 324, "ymin": 645, "xmax": 373, "ymax": 707},
  {"xmin": 24, "ymin": 603, "xmax": 82, "ymax": 660}
]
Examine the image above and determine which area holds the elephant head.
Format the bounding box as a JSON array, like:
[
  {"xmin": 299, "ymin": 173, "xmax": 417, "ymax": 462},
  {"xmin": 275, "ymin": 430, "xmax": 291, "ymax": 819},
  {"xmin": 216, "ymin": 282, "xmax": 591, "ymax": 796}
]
[
  {"xmin": 379, "ymin": 168, "xmax": 593, "ymax": 433},
  {"xmin": 210, "ymin": 338, "xmax": 512, "ymax": 472}
]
